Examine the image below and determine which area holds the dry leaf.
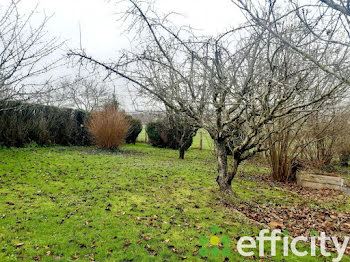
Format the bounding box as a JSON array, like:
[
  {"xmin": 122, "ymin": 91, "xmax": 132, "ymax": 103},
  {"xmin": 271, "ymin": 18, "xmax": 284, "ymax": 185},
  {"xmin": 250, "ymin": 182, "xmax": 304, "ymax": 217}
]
[
  {"xmin": 13, "ymin": 242, "xmax": 24, "ymax": 248},
  {"xmin": 269, "ymin": 221, "xmax": 285, "ymax": 230}
]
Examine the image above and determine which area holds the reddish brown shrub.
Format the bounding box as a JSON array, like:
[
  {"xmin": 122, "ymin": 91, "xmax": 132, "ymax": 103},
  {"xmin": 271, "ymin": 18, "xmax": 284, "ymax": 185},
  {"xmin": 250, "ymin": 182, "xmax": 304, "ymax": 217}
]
[{"xmin": 87, "ymin": 107, "xmax": 129, "ymax": 149}]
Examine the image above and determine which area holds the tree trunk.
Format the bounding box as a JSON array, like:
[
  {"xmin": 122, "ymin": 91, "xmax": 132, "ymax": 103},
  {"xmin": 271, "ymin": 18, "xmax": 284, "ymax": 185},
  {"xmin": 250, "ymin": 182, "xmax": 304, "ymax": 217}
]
[
  {"xmin": 229, "ymin": 157, "xmax": 240, "ymax": 183},
  {"xmin": 215, "ymin": 140, "xmax": 230, "ymax": 191},
  {"xmin": 179, "ymin": 148, "xmax": 185, "ymax": 159},
  {"xmin": 215, "ymin": 139, "xmax": 241, "ymax": 192}
]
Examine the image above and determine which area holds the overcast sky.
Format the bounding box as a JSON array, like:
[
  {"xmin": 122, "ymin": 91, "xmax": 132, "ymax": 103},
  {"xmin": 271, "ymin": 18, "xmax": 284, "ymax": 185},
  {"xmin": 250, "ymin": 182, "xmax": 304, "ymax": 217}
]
[{"xmin": 18, "ymin": 0, "xmax": 244, "ymax": 111}]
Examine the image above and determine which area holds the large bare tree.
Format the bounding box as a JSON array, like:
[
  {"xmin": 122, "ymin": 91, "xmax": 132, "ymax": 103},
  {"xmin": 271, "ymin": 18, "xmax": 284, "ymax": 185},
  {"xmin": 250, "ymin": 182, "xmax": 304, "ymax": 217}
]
[
  {"xmin": 233, "ymin": 0, "xmax": 350, "ymax": 86},
  {"xmin": 0, "ymin": 0, "xmax": 62, "ymax": 106},
  {"xmin": 69, "ymin": 0, "xmax": 348, "ymax": 193}
]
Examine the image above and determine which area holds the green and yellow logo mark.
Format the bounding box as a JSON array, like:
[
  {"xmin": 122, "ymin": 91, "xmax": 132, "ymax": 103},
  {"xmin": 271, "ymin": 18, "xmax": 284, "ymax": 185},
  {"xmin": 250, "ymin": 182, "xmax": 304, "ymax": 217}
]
[{"xmin": 198, "ymin": 225, "xmax": 231, "ymax": 257}]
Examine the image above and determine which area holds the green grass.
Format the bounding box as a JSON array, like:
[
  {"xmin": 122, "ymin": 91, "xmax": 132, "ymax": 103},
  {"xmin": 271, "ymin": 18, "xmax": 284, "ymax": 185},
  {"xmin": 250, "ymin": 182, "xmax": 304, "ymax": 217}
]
[
  {"xmin": 0, "ymin": 144, "xmax": 348, "ymax": 261},
  {"xmin": 191, "ymin": 129, "xmax": 214, "ymax": 150},
  {"xmin": 136, "ymin": 126, "xmax": 147, "ymax": 143}
]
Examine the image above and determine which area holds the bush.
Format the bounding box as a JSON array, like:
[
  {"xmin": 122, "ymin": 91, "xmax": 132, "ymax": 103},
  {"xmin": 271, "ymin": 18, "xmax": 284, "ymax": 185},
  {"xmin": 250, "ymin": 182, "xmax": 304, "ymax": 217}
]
[
  {"xmin": 298, "ymin": 110, "xmax": 349, "ymax": 168},
  {"xmin": 146, "ymin": 115, "xmax": 197, "ymax": 159},
  {"xmin": 0, "ymin": 101, "xmax": 91, "ymax": 147},
  {"xmin": 146, "ymin": 121, "xmax": 165, "ymax": 147},
  {"xmin": 164, "ymin": 114, "xmax": 196, "ymax": 155},
  {"xmin": 125, "ymin": 115, "xmax": 142, "ymax": 144},
  {"xmin": 339, "ymin": 151, "xmax": 350, "ymax": 167},
  {"xmin": 87, "ymin": 106, "xmax": 129, "ymax": 149},
  {"xmin": 269, "ymin": 133, "xmax": 296, "ymax": 182}
]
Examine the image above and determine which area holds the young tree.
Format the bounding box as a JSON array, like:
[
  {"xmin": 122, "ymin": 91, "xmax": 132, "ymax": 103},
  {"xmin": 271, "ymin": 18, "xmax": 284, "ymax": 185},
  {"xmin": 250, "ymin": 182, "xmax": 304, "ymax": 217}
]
[
  {"xmin": 164, "ymin": 109, "xmax": 198, "ymax": 159},
  {"xmin": 0, "ymin": 0, "xmax": 62, "ymax": 106},
  {"xmin": 69, "ymin": 0, "xmax": 347, "ymax": 193}
]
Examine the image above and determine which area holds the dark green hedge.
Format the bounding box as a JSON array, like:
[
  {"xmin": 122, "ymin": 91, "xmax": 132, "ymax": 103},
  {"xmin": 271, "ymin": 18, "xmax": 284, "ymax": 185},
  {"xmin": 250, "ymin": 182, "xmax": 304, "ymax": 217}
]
[
  {"xmin": 145, "ymin": 117, "xmax": 195, "ymax": 151},
  {"xmin": 0, "ymin": 101, "xmax": 91, "ymax": 147},
  {"xmin": 125, "ymin": 115, "xmax": 142, "ymax": 144},
  {"xmin": 146, "ymin": 121, "xmax": 165, "ymax": 147}
]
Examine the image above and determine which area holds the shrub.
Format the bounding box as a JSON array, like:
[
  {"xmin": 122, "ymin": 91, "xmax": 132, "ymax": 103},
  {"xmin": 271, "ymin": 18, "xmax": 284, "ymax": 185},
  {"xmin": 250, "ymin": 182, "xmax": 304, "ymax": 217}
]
[
  {"xmin": 0, "ymin": 101, "xmax": 92, "ymax": 147},
  {"xmin": 87, "ymin": 107, "xmax": 129, "ymax": 149},
  {"xmin": 125, "ymin": 115, "xmax": 142, "ymax": 144},
  {"xmin": 146, "ymin": 121, "xmax": 165, "ymax": 147},
  {"xmin": 164, "ymin": 114, "xmax": 197, "ymax": 159},
  {"xmin": 339, "ymin": 151, "xmax": 350, "ymax": 167},
  {"xmin": 269, "ymin": 131, "xmax": 296, "ymax": 182},
  {"xmin": 146, "ymin": 115, "xmax": 197, "ymax": 159},
  {"xmin": 163, "ymin": 117, "xmax": 182, "ymax": 150},
  {"xmin": 266, "ymin": 109, "xmax": 349, "ymax": 182},
  {"xmin": 336, "ymin": 133, "xmax": 350, "ymax": 167},
  {"xmin": 267, "ymin": 117, "xmax": 306, "ymax": 182}
]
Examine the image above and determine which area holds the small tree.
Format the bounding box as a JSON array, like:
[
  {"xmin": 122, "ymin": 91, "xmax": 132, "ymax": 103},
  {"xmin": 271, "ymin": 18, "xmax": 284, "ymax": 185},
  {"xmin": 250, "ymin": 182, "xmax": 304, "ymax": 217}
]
[
  {"xmin": 87, "ymin": 106, "xmax": 129, "ymax": 149},
  {"xmin": 146, "ymin": 114, "xmax": 196, "ymax": 159},
  {"xmin": 0, "ymin": 0, "xmax": 61, "ymax": 106},
  {"xmin": 164, "ymin": 112, "xmax": 197, "ymax": 159}
]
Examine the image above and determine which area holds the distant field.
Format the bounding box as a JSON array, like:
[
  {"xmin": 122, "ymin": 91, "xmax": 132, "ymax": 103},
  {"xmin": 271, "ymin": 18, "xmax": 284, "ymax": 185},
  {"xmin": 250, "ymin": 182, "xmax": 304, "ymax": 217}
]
[{"xmin": 137, "ymin": 127, "xmax": 214, "ymax": 150}]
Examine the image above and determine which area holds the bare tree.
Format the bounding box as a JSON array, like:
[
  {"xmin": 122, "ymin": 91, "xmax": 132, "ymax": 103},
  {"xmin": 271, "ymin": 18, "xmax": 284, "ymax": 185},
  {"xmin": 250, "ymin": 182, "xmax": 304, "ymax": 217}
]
[
  {"xmin": 233, "ymin": 0, "xmax": 350, "ymax": 86},
  {"xmin": 58, "ymin": 76, "xmax": 112, "ymax": 111},
  {"xmin": 69, "ymin": 0, "xmax": 347, "ymax": 193},
  {"xmin": 0, "ymin": 0, "xmax": 62, "ymax": 107},
  {"xmin": 34, "ymin": 76, "xmax": 113, "ymax": 111}
]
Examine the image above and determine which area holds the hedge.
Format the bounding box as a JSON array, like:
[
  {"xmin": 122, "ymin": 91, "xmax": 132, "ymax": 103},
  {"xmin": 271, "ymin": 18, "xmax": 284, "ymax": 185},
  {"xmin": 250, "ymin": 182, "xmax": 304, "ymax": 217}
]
[
  {"xmin": 145, "ymin": 117, "xmax": 195, "ymax": 151},
  {"xmin": 125, "ymin": 115, "xmax": 142, "ymax": 144},
  {"xmin": 146, "ymin": 121, "xmax": 165, "ymax": 147},
  {"xmin": 0, "ymin": 101, "xmax": 91, "ymax": 147}
]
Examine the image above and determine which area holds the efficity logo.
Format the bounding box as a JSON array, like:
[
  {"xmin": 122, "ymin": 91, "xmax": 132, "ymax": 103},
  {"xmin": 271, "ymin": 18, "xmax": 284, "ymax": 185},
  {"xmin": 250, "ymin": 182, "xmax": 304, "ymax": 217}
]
[
  {"xmin": 198, "ymin": 225, "xmax": 231, "ymax": 257},
  {"xmin": 198, "ymin": 226, "xmax": 349, "ymax": 262}
]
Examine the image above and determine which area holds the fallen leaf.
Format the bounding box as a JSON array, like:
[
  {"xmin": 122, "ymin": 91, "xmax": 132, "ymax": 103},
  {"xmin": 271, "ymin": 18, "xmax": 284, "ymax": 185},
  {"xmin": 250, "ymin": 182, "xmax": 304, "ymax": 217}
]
[
  {"xmin": 149, "ymin": 249, "xmax": 157, "ymax": 256},
  {"xmin": 13, "ymin": 242, "xmax": 24, "ymax": 248},
  {"xmin": 269, "ymin": 221, "xmax": 285, "ymax": 230}
]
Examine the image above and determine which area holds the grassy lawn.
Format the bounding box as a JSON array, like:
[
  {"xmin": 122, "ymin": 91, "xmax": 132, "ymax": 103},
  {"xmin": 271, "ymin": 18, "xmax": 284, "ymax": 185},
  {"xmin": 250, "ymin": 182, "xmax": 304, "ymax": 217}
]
[
  {"xmin": 136, "ymin": 127, "xmax": 147, "ymax": 143},
  {"xmin": 191, "ymin": 129, "xmax": 214, "ymax": 150},
  {"xmin": 0, "ymin": 144, "xmax": 349, "ymax": 261}
]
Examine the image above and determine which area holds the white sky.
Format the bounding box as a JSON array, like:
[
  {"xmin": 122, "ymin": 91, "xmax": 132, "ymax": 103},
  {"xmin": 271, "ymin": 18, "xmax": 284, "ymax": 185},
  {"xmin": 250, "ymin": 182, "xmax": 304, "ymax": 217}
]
[{"xmin": 17, "ymin": 0, "xmax": 244, "ymax": 110}]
